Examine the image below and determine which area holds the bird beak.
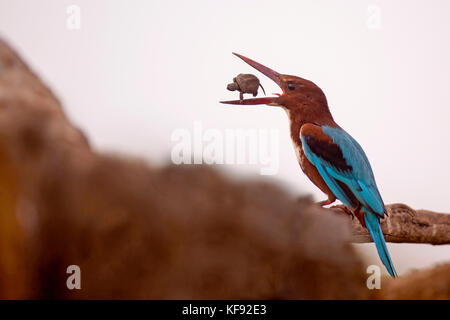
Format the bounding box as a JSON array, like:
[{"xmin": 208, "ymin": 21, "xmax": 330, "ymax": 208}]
[{"xmin": 220, "ymin": 53, "xmax": 282, "ymax": 106}]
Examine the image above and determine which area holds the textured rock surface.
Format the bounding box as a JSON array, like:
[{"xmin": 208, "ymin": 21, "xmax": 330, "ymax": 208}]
[
  {"xmin": 0, "ymin": 38, "xmax": 368, "ymax": 299},
  {"xmin": 381, "ymin": 263, "xmax": 450, "ymax": 299}
]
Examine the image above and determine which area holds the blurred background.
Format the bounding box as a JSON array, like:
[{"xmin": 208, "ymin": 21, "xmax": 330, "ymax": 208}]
[{"xmin": 0, "ymin": 0, "xmax": 449, "ymax": 276}]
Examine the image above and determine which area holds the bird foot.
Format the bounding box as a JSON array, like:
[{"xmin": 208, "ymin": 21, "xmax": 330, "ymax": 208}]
[
  {"xmin": 330, "ymin": 205, "xmax": 354, "ymax": 220},
  {"xmin": 317, "ymin": 199, "xmax": 333, "ymax": 207}
]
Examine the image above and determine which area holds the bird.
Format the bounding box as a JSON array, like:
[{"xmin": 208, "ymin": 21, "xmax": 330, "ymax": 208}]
[{"xmin": 221, "ymin": 53, "xmax": 397, "ymax": 278}]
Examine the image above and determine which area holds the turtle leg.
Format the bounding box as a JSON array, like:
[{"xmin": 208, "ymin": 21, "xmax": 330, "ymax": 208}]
[{"xmin": 239, "ymin": 92, "xmax": 243, "ymax": 102}]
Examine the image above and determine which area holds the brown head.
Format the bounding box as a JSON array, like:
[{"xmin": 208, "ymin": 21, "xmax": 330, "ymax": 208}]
[
  {"xmin": 221, "ymin": 53, "xmax": 334, "ymax": 126},
  {"xmin": 227, "ymin": 81, "xmax": 239, "ymax": 92}
]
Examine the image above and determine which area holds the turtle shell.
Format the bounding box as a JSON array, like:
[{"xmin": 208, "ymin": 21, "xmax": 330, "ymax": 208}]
[{"xmin": 235, "ymin": 74, "xmax": 260, "ymax": 95}]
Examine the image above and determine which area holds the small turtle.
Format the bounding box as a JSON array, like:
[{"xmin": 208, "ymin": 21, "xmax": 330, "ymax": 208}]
[{"xmin": 227, "ymin": 73, "xmax": 266, "ymax": 101}]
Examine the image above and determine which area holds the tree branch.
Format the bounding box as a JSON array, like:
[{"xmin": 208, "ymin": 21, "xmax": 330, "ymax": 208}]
[{"xmin": 348, "ymin": 203, "xmax": 450, "ymax": 245}]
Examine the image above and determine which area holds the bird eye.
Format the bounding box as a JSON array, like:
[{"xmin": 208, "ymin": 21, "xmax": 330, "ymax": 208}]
[{"xmin": 287, "ymin": 82, "xmax": 296, "ymax": 91}]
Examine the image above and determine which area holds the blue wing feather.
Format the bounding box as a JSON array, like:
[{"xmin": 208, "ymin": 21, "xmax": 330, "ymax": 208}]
[
  {"xmin": 318, "ymin": 126, "xmax": 386, "ymax": 216},
  {"xmin": 302, "ymin": 144, "xmax": 355, "ymax": 208},
  {"xmin": 301, "ymin": 125, "xmax": 396, "ymax": 277}
]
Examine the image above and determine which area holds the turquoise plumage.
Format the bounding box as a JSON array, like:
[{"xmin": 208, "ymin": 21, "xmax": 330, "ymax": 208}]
[
  {"xmin": 301, "ymin": 126, "xmax": 397, "ymax": 277},
  {"xmin": 364, "ymin": 209, "xmax": 397, "ymax": 277}
]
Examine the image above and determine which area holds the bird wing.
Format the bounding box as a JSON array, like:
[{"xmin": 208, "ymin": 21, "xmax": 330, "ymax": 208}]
[{"xmin": 300, "ymin": 123, "xmax": 386, "ymax": 217}]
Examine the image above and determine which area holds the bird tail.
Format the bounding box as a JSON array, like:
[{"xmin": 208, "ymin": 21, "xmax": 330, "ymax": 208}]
[{"xmin": 363, "ymin": 208, "xmax": 398, "ymax": 278}]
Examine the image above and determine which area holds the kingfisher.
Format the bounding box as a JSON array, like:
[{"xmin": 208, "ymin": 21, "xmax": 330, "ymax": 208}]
[{"xmin": 221, "ymin": 53, "xmax": 397, "ymax": 277}]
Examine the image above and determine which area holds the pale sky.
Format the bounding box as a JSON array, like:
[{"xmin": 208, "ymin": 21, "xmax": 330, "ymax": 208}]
[{"xmin": 0, "ymin": 0, "xmax": 449, "ymax": 275}]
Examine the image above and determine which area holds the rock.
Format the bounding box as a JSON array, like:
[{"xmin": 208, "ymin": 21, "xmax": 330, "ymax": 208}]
[
  {"xmin": 0, "ymin": 38, "xmax": 369, "ymax": 299},
  {"xmin": 381, "ymin": 263, "xmax": 450, "ymax": 299}
]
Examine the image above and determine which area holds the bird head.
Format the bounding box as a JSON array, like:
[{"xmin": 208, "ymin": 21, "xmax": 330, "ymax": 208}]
[{"xmin": 221, "ymin": 53, "xmax": 330, "ymax": 117}]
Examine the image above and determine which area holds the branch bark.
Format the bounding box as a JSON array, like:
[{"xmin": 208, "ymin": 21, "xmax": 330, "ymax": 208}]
[{"xmin": 348, "ymin": 203, "xmax": 450, "ymax": 245}]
